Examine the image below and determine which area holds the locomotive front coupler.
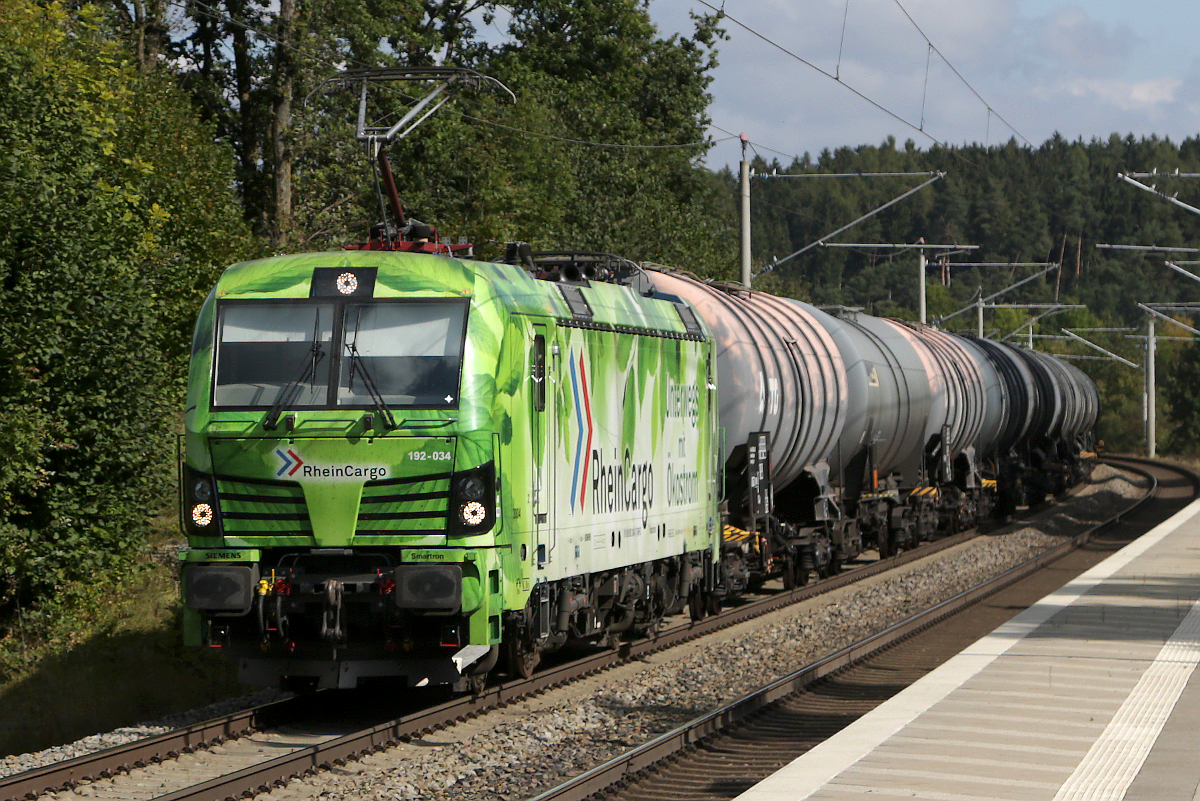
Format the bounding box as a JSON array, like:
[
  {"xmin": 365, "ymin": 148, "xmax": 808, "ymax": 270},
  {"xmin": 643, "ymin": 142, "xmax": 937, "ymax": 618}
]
[{"xmin": 320, "ymin": 578, "xmax": 346, "ymax": 644}]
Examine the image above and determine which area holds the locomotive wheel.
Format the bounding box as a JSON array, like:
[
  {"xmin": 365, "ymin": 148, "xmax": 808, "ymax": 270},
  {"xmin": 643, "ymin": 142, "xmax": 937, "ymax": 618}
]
[
  {"xmin": 688, "ymin": 585, "xmax": 707, "ymax": 621},
  {"xmin": 782, "ymin": 556, "xmax": 797, "ymax": 590},
  {"xmin": 465, "ymin": 672, "xmax": 488, "ymax": 695},
  {"xmin": 505, "ymin": 637, "xmax": 540, "ymax": 679},
  {"xmin": 707, "ymin": 592, "xmax": 721, "ymax": 616}
]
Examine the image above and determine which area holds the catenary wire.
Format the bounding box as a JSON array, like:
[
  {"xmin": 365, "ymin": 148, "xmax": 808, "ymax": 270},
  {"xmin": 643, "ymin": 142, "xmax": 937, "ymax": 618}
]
[
  {"xmin": 836, "ymin": 0, "xmax": 851, "ymax": 80},
  {"xmin": 709, "ymin": 124, "xmax": 803, "ymax": 162},
  {"xmin": 176, "ymin": 0, "xmax": 726, "ymax": 152},
  {"xmin": 695, "ymin": 0, "xmax": 953, "ymax": 150},
  {"xmin": 889, "ymin": 0, "xmax": 1030, "ymax": 145},
  {"xmin": 695, "ymin": 1, "xmax": 997, "ymax": 175}
]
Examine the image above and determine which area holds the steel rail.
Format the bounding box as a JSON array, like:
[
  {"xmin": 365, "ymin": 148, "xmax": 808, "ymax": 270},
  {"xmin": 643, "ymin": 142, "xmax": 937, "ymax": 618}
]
[
  {"xmin": 527, "ymin": 456, "xmax": 1176, "ymax": 801},
  {"xmin": 0, "ymin": 699, "xmax": 309, "ymax": 801},
  {"xmin": 1, "ymin": 469, "xmax": 1129, "ymax": 801},
  {"xmin": 100, "ymin": 524, "xmax": 993, "ymax": 801}
]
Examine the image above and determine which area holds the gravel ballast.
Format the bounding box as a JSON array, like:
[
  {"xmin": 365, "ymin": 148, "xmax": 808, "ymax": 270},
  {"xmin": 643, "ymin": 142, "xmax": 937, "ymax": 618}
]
[{"xmin": 1, "ymin": 465, "xmax": 1147, "ymax": 800}]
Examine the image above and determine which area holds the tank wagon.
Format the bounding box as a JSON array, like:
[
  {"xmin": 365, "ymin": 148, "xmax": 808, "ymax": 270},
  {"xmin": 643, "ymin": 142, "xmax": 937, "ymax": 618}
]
[
  {"xmin": 178, "ymin": 245, "xmax": 1099, "ymax": 691},
  {"xmin": 652, "ymin": 273, "xmax": 1099, "ymax": 587}
]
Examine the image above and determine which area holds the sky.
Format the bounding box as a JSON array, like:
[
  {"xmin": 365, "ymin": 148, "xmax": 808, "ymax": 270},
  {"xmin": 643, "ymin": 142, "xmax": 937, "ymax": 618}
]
[{"xmin": 645, "ymin": 0, "xmax": 1200, "ymax": 169}]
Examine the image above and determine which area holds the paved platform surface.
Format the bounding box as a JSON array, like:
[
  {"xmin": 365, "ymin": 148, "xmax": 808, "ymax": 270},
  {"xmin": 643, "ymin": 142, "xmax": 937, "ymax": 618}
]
[{"xmin": 737, "ymin": 497, "xmax": 1200, "ymax": 801}]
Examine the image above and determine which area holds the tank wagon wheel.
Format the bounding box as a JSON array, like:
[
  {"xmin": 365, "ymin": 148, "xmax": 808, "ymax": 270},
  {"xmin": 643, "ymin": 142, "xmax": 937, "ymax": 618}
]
[
  {"xmin": 794, "ymin": 557, "xmax": 810, "ymax": 587},
  {"xmin": 782, "ymin": 553, "xmax": 808, "ymax": 590},
  {"xmin": 876, "ymin": 530, "xmax": 893, "ymax": 559}
]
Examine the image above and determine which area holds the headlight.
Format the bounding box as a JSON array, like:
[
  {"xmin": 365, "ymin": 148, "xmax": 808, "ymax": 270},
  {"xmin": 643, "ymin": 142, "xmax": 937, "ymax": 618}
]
[
  {"xmin": 181, "ymin": 464, "xmax": 220, "ymax": 536},
  {"xmin": 458, "ymin": 476, "xmax": 486, "ymax": 500},
  {"xmin": 458, "ymin": 501, "xmax": 486, "ymax": 526},
  {"xmin": 192, "ymin": 503, "xmax": 214, "ymax": 527},
  {"xmin": 448, "ymin": 462, "xmax": 495, "ymax": 535}
]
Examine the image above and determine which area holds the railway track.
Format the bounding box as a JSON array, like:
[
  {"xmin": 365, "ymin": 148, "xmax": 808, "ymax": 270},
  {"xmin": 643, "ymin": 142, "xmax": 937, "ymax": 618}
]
[
  {"xmin": 529, "ymin": 455, "xmax": 1196, "ymax": 801},
  {"xmin": 0, "ymin": 458, "xmax": 1161, "ymax": 801}
]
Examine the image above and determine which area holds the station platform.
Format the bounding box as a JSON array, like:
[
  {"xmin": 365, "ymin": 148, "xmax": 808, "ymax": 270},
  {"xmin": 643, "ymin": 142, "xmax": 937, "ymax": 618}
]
[{"xmin": 737, "ymin": 496, "xmax": 1200, "ymax": 801}]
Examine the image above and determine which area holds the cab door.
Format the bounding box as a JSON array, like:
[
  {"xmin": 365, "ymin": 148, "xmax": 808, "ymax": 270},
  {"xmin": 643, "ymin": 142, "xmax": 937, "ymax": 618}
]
[{"xmin": 530, "ymin": 324, "xmax": 555, "ymax": 568}]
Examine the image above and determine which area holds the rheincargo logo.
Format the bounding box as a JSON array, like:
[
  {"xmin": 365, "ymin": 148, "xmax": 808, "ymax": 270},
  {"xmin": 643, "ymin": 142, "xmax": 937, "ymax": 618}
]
[
  {"xmin": 276, "ymin": 449, "xmax": 387, "ymax": 481},
  {"xmin": 300, "ymin": 464, "xmax": 388, "ymax": 481},
  {"xmin": 276, "ymin": 448, "xmax": 304, "ymax": 477},
  {"xmin": 591, "ymin": 446, "xmax": 654, "ymax": 527},
  {"xmin": 568, "ymin": 348, "xmax": 594, "ymax": 514}
]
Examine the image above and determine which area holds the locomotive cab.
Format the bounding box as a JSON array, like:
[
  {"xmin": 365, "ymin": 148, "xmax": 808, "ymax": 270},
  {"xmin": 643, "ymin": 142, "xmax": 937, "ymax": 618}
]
[{"xmin": 179, "ymin": 253, "xmax": 512, "ymax": 691}]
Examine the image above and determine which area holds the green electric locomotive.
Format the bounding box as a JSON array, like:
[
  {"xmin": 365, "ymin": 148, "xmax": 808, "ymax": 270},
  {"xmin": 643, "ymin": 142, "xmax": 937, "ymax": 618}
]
[{"xmin": 179, "ymin": 249, "xmax": 720, "ymax": 690}]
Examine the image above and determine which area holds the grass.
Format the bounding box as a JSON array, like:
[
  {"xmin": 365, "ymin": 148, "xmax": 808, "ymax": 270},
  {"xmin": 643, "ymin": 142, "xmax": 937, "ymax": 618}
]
[{"xmin": 0, "ymin": 536, "xmax": 242, "ymax": 757}]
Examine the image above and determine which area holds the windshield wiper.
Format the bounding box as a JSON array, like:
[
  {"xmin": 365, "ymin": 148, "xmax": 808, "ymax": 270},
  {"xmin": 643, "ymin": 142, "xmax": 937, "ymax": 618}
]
[
  {"xmin": 264, "ymin": 312, "xmax": 325, "ymax": 431},
  {"xmin": 345, "ymin": 308, "xmax": 397, "ymax": 430}
]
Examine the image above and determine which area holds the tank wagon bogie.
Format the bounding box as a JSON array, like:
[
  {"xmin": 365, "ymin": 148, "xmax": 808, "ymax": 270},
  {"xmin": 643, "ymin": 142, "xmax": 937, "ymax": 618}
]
[{"xmin": 179, "ymin": 249, "xmax": 1100, "ymax": 691}]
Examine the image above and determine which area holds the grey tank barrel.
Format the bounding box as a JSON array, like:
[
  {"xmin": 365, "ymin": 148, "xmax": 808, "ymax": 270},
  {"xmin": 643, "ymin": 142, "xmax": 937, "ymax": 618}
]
[
  {"xmin": 650, "ymin": 272, "xmax": 847, "ymax": 492},
  {"xmin": 647, "ymin": 268, "xmax": 1100, "ymax": 499}
]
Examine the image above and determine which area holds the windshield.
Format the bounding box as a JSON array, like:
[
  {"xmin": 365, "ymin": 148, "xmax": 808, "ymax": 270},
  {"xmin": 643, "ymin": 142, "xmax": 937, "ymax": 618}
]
[
  {"xmin": 339, "ymin": 302, "xmax": 466, "ymax": 408},
  {"xmin": 212, "ymin": 299, "xmax": 467, "ymax": 410},
  {"xmin": 214, "ymin": 303, "xmax": 334, "ymax": 408}
]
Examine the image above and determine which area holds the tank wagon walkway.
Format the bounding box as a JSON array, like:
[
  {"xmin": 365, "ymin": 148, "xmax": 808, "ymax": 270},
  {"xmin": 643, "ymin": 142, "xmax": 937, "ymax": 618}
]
[{"xmin": 737, "ymin": 496, "xmax": 1200, "ymax": 801}]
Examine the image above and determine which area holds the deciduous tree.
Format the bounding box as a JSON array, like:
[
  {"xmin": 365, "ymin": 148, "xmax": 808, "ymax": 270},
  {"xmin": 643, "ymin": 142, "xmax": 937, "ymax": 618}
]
[{"xmin": 0, "ymin": 0, "xmax": 250, "ymax": 613}]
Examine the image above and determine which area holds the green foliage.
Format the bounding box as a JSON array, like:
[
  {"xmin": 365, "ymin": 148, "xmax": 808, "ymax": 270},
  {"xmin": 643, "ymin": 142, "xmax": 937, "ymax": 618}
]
[
  {"xmin": 460, "ymin": 3, "xmax": 734, "ymax": 270},
  {"xmin": 163, "ymin": 0, "xmax": 504, "ymax": 243},
  {"xmin": 1094, "ymin": 365, "xmax": 1145, "ymax": 453},
  {"xmin": 0, "ymin": 0, "xmax": 251, "ymax": 617},
  {"xmin": 1164, "ymin": 344, "xmax": 1200, "ymax": 454},
  {"xmin": 0, "ymin": 558, "xmax": 241, "ymax": 755},
  {"xmin": 745, "ymin": 134, "xmax": 1200, "ymax": 321},
  {"xmin": 158, "ymin": 0, "xmax": 738, "ymax": 272}
]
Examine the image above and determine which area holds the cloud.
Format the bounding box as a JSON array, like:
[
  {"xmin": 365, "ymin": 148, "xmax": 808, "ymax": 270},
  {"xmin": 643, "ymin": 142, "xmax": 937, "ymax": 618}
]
[
  {"xmin": 1024, "ymin": 5, "xmax": 1137, "ymax": 78},
  {"xmin": 1061, "ymin": 77, "xmax": 1181, "ymax": 112},
  {"xmin": 649, "ymin": 0, "xmax": 1200, "ymax": 163}
]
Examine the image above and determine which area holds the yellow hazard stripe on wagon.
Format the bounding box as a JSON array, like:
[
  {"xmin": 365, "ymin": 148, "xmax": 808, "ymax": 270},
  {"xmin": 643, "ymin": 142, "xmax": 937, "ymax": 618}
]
[
  {"xmin": 909, "ymin": 486, "xmax": 939, "ymax": 498},
  {"xmin": 723, "ymin": 524, "xmax": 753, "ymax": 542},
  {"xmin": 982, "ymin": 478, "xmax": 997, "ymax": 489}
]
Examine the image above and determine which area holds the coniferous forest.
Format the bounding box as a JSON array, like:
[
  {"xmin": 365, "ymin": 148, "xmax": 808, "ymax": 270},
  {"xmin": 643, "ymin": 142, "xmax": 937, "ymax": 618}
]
[{"xmin": 2, "ymin": 0, "xmax": 1200, "ymax": 651}]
